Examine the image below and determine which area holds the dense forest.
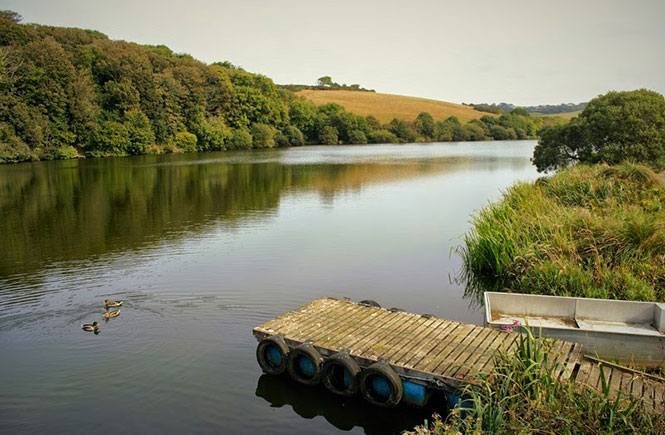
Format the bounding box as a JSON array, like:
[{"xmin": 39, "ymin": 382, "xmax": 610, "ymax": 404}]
[{"xmin": 0, "ymin": 11, "xmax": 548, "ymax": 163}]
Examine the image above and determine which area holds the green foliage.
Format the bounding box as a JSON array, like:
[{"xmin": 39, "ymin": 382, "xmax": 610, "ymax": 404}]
[
  {"xmin": 89, "ymin": 121, "xmax": 131, "ymax": 156},
  {"xmin": 174, "ymin": 131, "xmax": 197, "ymax": 152},
  {"xmin": 228, "ymin": 128, "xmax": 253, "ymax": 149},
  {"xmin": 283, "ymin": 125, "xmax": 304, "ymax": 146},
  {"xmin": 319, "ymin": 125, "xmax": 338, "ymax": 145},
  {"xmin": 533, "ymin": 89, "xmax": 665, "ymax": 172},
  {"xmin": 414, "ymin": 112, "xmax": 435, "ymax": 138},
  {"xmin": 459, "ymin": 163, "xmax": 665, "ymax": 303},
  {"xmin": 389, "ymin": 118, "xmax": 416, "ymax": 143},
  {"xmin": 249, "ymin": 123, "xmax": 276, "ymax": 148},
  {"xmin": 123, "ymin": 109, "xmax": 155, "ymax": 154},
  {"xmin": 348, "ymin": 129, "xmax": 367, "ymax": 144},
  {"xmin": 368, "ymin": 129, "xmax": 399, "ymax": 144},
  {"xmin": 417, "ymin": 330, "xmax": 663, "ymax": 434},
  {"xmin": 0, "ymin": 11, "xmax": 570, "ymax": 164}
]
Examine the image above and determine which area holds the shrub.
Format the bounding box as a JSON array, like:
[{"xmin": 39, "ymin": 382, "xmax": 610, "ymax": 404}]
[
  {"xmin": 38, "ymin": 145, "xmax": 78, "ymax": 160},
  {"xmin": 0, "ymin": 123, "xmax": 37, "ymax": 163},
  {"xmin": 174, "ymin": 131, "xmax": 197, "ymax": 152},
  {"xmin": 284, "ymin": 125, "xmax": 304, "ymax": 146},
  {"xmin": 250, "ymin": 123, "xmax": 277, "ymax": 148},
  {"xmin": 319, "ymin": 125, "xmax": 338, "ymax": 145},
  {"xmin": 369, "ymin": 129, "xmax": 399, "ymax": 144},
  {"xmin": 348, "ymin": 129, "xmax": 367, "ymax": 144},
  {"xmin": 228, "ymin": 128, "xmax": 253, "ymax": 149},
  {"xmin": 88, "ymin": 121, "xmax": 131, "ymax": 156},
  {"xmin": 123, "ymin": 110, "xmax": 155, "ymax": 155}
]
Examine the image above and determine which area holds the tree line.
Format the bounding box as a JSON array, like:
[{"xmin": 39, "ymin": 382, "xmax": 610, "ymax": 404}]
[
  {"xmin": 0, "ymin": 11, "xmax": 547, "ymax": 164},
  {"xmin": 466, "ymin": 102, "xmax": 588, "ymax": 115}
]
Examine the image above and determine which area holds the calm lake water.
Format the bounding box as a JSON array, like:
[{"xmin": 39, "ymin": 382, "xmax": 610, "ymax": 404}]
[{"xmin": 0, "ymin": 141, "xmax": 540, "ymax": 434}]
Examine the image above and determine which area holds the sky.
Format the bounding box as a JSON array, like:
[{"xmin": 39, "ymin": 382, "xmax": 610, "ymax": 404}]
[{"xmin": 2, "ymin": 0, "xmax": 664, "ymax": 106}]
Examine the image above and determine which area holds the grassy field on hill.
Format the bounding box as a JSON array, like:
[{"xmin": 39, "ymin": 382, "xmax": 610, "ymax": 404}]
[
  {"xmin": 295, "ymin": 90, "xmax": 496, "ymax": 123},
  {"xmin": 537, "ymin": 110, "xmax": 582, "ymax": 120}
]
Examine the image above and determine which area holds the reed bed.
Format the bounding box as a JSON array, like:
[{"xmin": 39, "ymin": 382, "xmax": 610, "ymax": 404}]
[
  {"xmin": 414, "ymin": 329, "xmax": 664, "ymax": 434},
  {"xmin": 459, "ymin": 163, "xmax": 665, "ymax": 303}
]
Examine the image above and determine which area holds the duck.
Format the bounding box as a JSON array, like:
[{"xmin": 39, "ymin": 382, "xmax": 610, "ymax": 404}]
[
  {"xmin": 82, "ymin": 321, "xmax": 100, "ymax": 332},
  {"xmin": 104, "ymin": 299, "xmax": 123, "ymax": 308},
  {"xmin": 102, "ymin": 309, "xmax": 120, "ymax": 320}
]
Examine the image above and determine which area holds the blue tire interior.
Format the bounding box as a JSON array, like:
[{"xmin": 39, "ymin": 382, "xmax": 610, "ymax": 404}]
[
  {"xmin": 265, "ymin": 344, "xmax": 282, "ymax": 367},
  {"xmin": 327, "ymin": 363, "xmax": 352, "ymax": 391},
  {"xmin": 296, "ymin": 354, "xmax": 316, "ymax": 379},
  {"xmin": 368, "ymin": 374, "xmax": 391, "ymax": 401}
]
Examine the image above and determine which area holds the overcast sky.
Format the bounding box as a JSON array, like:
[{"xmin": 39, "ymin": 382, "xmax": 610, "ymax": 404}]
[{"xmin": 2, "ymin": 0, "xmax": 664, "ymax": 105}]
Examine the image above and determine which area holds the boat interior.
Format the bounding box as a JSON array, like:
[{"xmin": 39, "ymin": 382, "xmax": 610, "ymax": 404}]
[{"xmin": 485, "ymin": 292, "xmax": 665, "ymax": 336}]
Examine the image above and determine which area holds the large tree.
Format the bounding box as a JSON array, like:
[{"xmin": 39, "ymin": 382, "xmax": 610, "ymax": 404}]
[{"xmin": 533, "ymin": 89, "xmax": 665, "ymax": 172}]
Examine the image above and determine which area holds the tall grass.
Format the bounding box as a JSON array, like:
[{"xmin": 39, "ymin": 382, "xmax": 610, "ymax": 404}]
[
  {"xmin": 459, "ymin": 163, "xmax": 665, "ymax": 303},
  {"xmin": 414, "ymin": 330, "xmax": 664, "ymax": 434}
]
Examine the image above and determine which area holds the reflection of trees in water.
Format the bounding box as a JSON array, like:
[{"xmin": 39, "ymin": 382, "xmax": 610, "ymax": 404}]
[
  {"xmin": 255, "ymin": 374, "xmax": 445, "ymax": 434},
  {"xmin": 0, "ymin": 152, "xmax": 527, "ymax": 277}
]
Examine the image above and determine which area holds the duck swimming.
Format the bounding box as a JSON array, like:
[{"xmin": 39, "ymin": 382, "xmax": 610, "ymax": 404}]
[
  {"xmin": 104, "ymin": 299, "xmax": 123, "ymax": 308},
  {"xmin": 82, "ymin": 321, "xmax": 100, "ymax": 332},
  {"xmin": 102, "ymin": 309, "xmax": 120, "ymax": 320}
]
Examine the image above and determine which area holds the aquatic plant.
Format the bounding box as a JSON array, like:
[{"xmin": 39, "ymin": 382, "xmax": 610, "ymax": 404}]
[
  {"xmin": 413, "ymin": 329, "xmax": 664, "ymax": 434},
  {"xmin": 458, "ymin": 162, "xmax": 665, "ymax": 304}
]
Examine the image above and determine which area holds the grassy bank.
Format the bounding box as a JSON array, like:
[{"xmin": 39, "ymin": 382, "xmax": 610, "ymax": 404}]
[
  {"xmin": 413, "ymin": 330, "xmax": 664, "ymax": 434},
  {"xmin": 459, "ymin": 163, "xmax": 665, "ymax": 303}
]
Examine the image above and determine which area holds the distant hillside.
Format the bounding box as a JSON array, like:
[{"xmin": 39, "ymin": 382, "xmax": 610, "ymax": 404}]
[
  {"xmin": 296, "ymin": 90, "xmax": 496, "ymax": 124},
  {"xmin": 538, "ymin": 110, "xmax": 583, "ymax": 120},
  {"xmin": 467, "ymin": 102, "xmax": 587, "ymax": 116}
]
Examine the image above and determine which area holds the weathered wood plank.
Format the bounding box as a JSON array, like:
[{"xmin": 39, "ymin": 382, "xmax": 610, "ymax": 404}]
[
  {"xmin": 430, "ymin": 326, "xmax": 487, "ymax": 376},
  {"xmin": 403, "ymin": 322, "xmax": 463, "ymax": 370},
  {"xmin": 443, "ymin": 327, "xmax": 496, "ymax": 379},
  {"xmin": 348, "ymin": 310, "xmax": 413, "ymax": 357},
  {"xmin": 393, "ymin": 318, "xmax": 452, "ymax": 366}
]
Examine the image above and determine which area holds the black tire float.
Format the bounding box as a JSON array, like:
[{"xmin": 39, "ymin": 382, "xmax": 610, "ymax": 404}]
[
  {"xmin": 321, "ymin": 352, "xmax": 361, "ymax": 396},
  {"xmin": 388, "ymin": 307, "xmax": 405, "ymax": 312},
  {"xmin": 256, "ymin": 335, "xmax": 289, "ymax": 375},
  {"xmin": 287, "ymin": 343, "xmax": 324, "ymax": 386},
  {"xmin": 359, "ymin": 299, "xmax": 381, "ymax": 308},
  {"xmin": 359, "ymin": 361, "xmax": 403, "ymax": 407}
]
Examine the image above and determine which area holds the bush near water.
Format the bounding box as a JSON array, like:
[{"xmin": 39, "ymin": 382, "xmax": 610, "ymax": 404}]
[{"xmin": 460, "ymin": 163, "xmax": 665, "ymax": 303}]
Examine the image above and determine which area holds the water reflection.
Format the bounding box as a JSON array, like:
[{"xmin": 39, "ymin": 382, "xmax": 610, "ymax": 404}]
[
  {"xmin": 255, "ymin": 374, "xmax": 446, "ymax": 434},
  {"xmin": 0, "ymin": 145, "xmax": 530, "ymax": 280}
]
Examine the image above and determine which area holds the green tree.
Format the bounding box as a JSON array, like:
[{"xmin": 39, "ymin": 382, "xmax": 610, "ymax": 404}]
[
  {"xmin": 414, "ymin": 112, "xmax": 435, "ymax": 139},
  {"xmin": 174, "ymin": 131, "xmax": 197, "ymax": 151},
  {"xmin": 283, "ymin": 125, "xmax": 304, "ymax": 146},
  {"xmin": 533, "ymin": 89, "xmax": 665, "ymax": 172},
  {"xmin": 228, "ymin": 128, "xmax": 252, "ymax": 149},
  {"xmin": 369, "ymin": 129, "xmax": 399, "ymax": 144},
  {"xmin": 388, "ymin": 118, "xmax": 416, "ymax": 143},
  {"xmin": 317, "ymin": 76, "xmax": 333, "ymax": 87},
  {"xmin": 89, "ymin": 121, "xmax": 131, "ymax": 156},
  {"xmin": 348, "ymin": 129, "xmax": 367, "ymax": 144},
  {"xmin": 250, "ymin": 123, "xmax": 277, "ymax": 148},
  {"xmin": 319, "ymin": 125, "xmax": 338, "ymax": 145},
  {"xmin": 123, "ymin": 109, "xmax": 155, "ymax": 154}
]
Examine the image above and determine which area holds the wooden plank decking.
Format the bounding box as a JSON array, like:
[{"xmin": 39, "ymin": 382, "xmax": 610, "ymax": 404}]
[
  {"xmin": 253, "ymin": 297, "xmax": 581, "ymax": 391},
  {"xmin": 253, "ymin": 297, "xmax": 665, "ymax": 412}
]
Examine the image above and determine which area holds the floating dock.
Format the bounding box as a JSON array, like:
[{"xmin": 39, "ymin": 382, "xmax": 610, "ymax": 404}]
[{"xmin": 252, "ymin": 297, "xmax": 664, "ymax": 411}]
